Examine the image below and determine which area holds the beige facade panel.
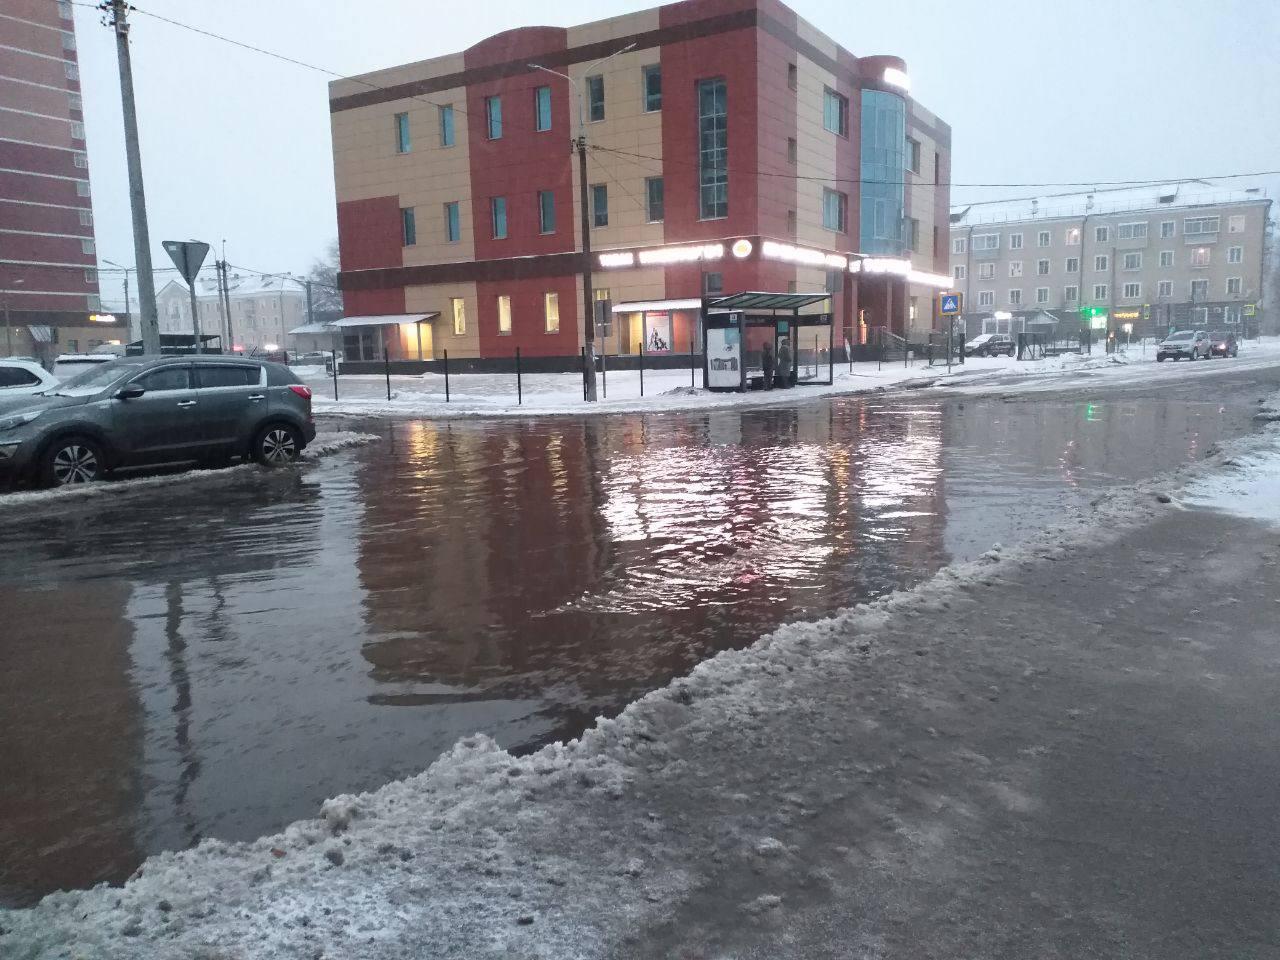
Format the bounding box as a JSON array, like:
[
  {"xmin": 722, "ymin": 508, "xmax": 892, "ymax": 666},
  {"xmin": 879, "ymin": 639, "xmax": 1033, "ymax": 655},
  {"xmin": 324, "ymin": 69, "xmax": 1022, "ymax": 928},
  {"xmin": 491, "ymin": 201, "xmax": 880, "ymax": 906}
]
[
  {"xmin": 792, "ymin": 58, "xmax": 838, "ymax": 249},
  {"xmin": 566, "ymin": 7, "xmax": 658, "ymax": 47},
  {"xmin": 405, "ymin": 281, "xmax": 479, "ymax": 358},
  {"xmin": 328, "ymin": 52, "xmax": 467, "ymax": 102}
]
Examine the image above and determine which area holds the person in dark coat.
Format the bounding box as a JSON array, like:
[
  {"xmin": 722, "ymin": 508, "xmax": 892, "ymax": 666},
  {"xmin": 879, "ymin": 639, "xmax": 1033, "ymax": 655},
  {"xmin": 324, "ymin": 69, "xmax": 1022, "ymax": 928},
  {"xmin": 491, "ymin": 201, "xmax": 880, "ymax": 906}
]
[
  {"xmin": 760, "ymin": 339, "xmax": 774, "ymax": 390},
  {"xmin": 777, "ymin": 338, "xmax": 792, "ymax": 387}
]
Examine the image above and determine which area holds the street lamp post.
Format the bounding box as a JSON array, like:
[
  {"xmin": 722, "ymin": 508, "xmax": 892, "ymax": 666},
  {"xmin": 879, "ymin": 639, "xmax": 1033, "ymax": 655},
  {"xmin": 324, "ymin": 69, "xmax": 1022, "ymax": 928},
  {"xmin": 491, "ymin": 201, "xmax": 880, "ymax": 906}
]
[
  {"xmin": 529, "ymin": 43, "xmax": 635, "ymax": 403},
  {"xmin": 2, "ymin": 279, "xmax": 26, "ymax": 357},
  {"xmin": 102, "ymin": 258, "xmax": 133, "ymax": 342}
]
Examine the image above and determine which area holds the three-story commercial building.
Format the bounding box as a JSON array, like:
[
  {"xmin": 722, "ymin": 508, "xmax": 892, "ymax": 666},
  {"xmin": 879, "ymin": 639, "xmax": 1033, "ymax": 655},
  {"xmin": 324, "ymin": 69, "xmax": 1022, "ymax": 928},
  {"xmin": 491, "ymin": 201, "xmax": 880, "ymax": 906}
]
[
  {"xmin": 0, "ymin": 0, "xmax": 118, "ymax": 358},
  {"xmin": 329, "ymin": 0, "xmax": 951, "ymax": 367},
  {"xmin": 949, "ymin": 182, "xmax": 1271, "ymax": 340}
]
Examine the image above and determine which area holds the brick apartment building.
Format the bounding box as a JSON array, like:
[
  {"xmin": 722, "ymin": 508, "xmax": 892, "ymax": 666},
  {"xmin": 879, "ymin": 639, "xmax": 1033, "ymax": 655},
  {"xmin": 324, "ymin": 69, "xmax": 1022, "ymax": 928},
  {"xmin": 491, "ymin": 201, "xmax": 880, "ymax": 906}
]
[
  {"xmin": 950, "ymin": 182, "xmax": 1272, "ymax": 340},
  {"xmin": 0, "ymin": 0, "xmax": 121, "ymax": 359},
  {"xmin": 329, "ymin": 0, "xmax": 952, "ymax": 366}
]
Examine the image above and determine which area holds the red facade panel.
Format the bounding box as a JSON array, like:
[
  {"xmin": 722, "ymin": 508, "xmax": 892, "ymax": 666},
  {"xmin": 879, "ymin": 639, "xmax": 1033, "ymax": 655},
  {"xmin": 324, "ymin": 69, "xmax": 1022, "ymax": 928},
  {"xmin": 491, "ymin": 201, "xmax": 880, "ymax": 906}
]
[
  {"xmin": 0, "ymin": 171, "xmax": 85, "ymax": 206},
  {"xmin": 343, "ymin": 287, "xmax": 405, "ymax": 317},
  {"xmin": 336, "ymin": 196, "xmax": 403, "ymax": 272},
  {"xmin": 476, "ymin": 275, "xmax": 579, "ymax": 358},
  {"xmin": 0, "ymin": 233, "xmax": 92, "ymax": 265},
  {"xmin": 0, "ymin": 141, "xmax": 81, "ymax": 178},
  {"xmin": 0, "ymin": 78, "xmax": 70, "ymax": 117},
  {"xmin": 0, "ymin": 200, "xmax": 90, "ymax": 235}
]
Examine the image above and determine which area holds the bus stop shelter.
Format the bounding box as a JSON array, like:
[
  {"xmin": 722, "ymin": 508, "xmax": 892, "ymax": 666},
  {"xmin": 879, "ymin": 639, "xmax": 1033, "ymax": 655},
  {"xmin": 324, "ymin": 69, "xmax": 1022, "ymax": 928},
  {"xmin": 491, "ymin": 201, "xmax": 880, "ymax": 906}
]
[
  {"xmin": 325, "ymin": 313, "xmax": 438, "ymax": 400},
  {"xmin": 702, "ymin": 292, "xmax": 834, "ymax": 392}
]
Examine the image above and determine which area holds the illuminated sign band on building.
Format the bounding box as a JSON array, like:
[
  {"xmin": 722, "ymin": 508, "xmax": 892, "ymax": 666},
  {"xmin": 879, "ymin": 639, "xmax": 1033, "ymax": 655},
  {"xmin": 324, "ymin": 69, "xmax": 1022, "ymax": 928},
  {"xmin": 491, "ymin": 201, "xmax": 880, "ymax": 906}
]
[
  {"xmin": 849, "ymin": 257, "xmax": 952, "ymax": 288},
  {"xmin": 598, "ymin": 244, "xmax": 724, "ymax": 269},
  {"xmin": 761, "ymin": 240, "xmax": 848, "ymax": 270}
]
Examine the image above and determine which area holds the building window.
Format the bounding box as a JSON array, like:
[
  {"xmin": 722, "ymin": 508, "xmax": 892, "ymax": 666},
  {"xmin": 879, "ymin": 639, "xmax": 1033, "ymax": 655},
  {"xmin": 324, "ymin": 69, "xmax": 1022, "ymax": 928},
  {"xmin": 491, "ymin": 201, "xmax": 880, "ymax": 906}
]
[
  {"xmin": 643, "ymin": 65, "xmax": 662, "ymax": 111},
  {"xmin": 73, "ymin": 153, "xmax": 87, "ymax": 168},
  {"xmin": 594, "ymin": 288, "xmax": 612, "ymax": 337},
  {"xmin": 1036, "ymin": 287, "xmax": 1049, "ymax": 304},
  {"xmin": 973, "ymin": 233, "xmax": 999, "ymax": 251},
  {"xmin": 61, "ymin": 33, "xmax": 76, "ymax": 53},
  {"xmin": 439, "ymin": 104, "xmax": 455, "ymax": 146},
  {"xmin": 1190, "ymin": 247, "xmax": 1210, "ymax": 267},
  {"xmin": 1157, "ymin": 280, "xmax": 1172, "ymax": 298},
  {"xmin": 537, "ymin": 190, "xmax": 555, "ymax": 234},
  {"xmin": 544, "ymin": 292, "xmax": 560, "ymax": 333},
  {"xmin": 1008, "ymin": 288, "xmax": 1022, "ymax": 305},
  {"xmin": 586, "ymin": 75, "xmax": 605, "ymax": 122},
  {"xmin": 534, "ymin": 86, "xmax": 552, "ymax": 131},
  {"xmin": 490, "ymin": 196, "xmax": 507, "ymax": 238},
  {"xmin": 1036, "ymin": 258, "xmax": 1050, "ymax": 275},
  {"xmin": 84, "ymin": 268, "xmax": 96, "ymax": 283},
  {"xmin": 825, "ymin": 269, "xmax": 843, "ymax": 294},
  {"xmin": 978, "ymin": 290, "xmax": 994, "ymax": 307},
  {"xmin": 1228, "ymin": 245, "xmax": 1243, "ymax": 264},
  {"xmin": 1065, "ymin": 227, "xmax": 1080, "ymax": 246},
  {"xmin": 450, "ymin": 297, "xmax": 466, "ymax": 335},
  {"xmin": 485, "ymin": 96, "xmax": 502, "ymax": 139},
  {"xmin": 954, "ymin": 265, "xmax": 966, "ymax": 280},
  {"xmin": 444, "ymin": 201, "xmax": 460, "ymax": 242},
  {"xmin": 953, "ymin": 237, "xmax": 967, "ymax": 255},
  {"xmin": 1228, "ymin": 214, "xmax": 1245, "ymax": 233},
  {"xmin": 78, "ymin": 208, "xmax": 92, "ymax": 226},
  {"xmin": 58, "ymin": 0, "xmax": 72, "ymax": 19},
  {"xmin": 68, "ymin": 93, "xmax": 82, "ymax": 112},
  {"xmin": 823, "ymin": 88, "xmax": 848, "ymax": 136},
  {"xmin": 591, "ymin": 184, "xmax": 608, "ymax": 227},
  {"xmin": 1117, "ymin": 222, "xmax": 1148, "ymax": 240},
  {"xmin": 1037, "ymin": 230, "xmax": 1050, "ymax": 247},
  {"xmin": 823, "ymin": 188, "xmax": 848, "ymax": 232},
  {"xmin": 1160, "ymin": 220, "xmax": 1174, "ymax": 239},
  {"xmin": 787, "ymin": 62, "xmax": 798, "ymax": 90},
  {"xmin": 1094, "ymin": 254, "xmax": 1108, "ymax": 272},
  {"xmin": 1184, "ymin": 216, "xmax": 1219, "ymax": 238},
  {"xmin": 71, "ymin": 121, "xmax": 84, "ymax": 140},
  {"xmin": 978, "ymin": 262, "xmax": 995, "ymax": 280},
  {"xmin": 77, "ymin": 237, "xmax": 93, "ymax": 255},
  {"xmin": 697, "ymin": 78, "xmax": 728, "ymax": 219},
  {"xmin": 703, "ymin": 271, "xmax": 723, "ymax": 295},
  {"xmin": 1226, "ymin": 277, "xmax": 1242, "ymax": 296},
  {"xmin": 394, "ymin": 112, "xmax": 411, "ymax": 153},
  {"xmin": 906, "ymin": 137, "xmax": 921, "ymax": 174},
  {"xmin": 786, "ymin": 137, "xmax": 797, "ymax": 164},
  {"xmin": 1190, "ymin": 279, "xmax": 1208, "ymax": 299},
  {"xmin": 1122, "ymin": 282, "xmax": 1141, "ymax": 299},
  {"xmin": 1064, "ymin": 285, "xmax": 1079, "ymax": 302},
  {"xmin": 497, "ymin": 295, "xmax": 512, "ymax": 335},
  {"xmin": 1122, "ymin": 252, "xmax": 1142, "ymax": 270},
  {"xmin": 1009, "ymin": 232, "xmax": 1023, "ymax": 250},
  {"xmin": 1095, "ymin": 225, "xmax": 1109, "ymax": 243},
  {"xmin": 65, "ymin": 62, "xmax": 79, "ymax": 80},
  {"xmin": 1064, "ymin": 256, "xmax": 1080, "ymax": 273},
  {"xmin": 645, "ymin": 177, "xmax": 664, "ymax": 223},
  {"xmin": 907, "ymin": 217, "xmax": 920, "ymax": 252},
  {"xmin": 1093, "ymin": 283, "xmax": 1108, "ymax": 301},
  {"xmin": 1159, "ymin": 249, "xmax": 1174, "ymax": 267}
]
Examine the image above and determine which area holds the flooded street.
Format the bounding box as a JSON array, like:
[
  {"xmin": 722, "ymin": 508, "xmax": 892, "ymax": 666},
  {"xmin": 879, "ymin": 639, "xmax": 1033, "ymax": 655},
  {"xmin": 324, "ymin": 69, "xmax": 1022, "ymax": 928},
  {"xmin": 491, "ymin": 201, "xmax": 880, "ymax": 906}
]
[{"xmin": 0, "ymin": 377, "xmax": 1273, "ymax": 907}]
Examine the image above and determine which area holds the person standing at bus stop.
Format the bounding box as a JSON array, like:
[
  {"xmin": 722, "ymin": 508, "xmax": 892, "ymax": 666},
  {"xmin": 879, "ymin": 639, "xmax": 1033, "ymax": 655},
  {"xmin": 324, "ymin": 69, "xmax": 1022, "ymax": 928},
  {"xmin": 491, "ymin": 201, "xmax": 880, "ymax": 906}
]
[
  {"xmin": 761, "ymin": 339, "xmax": 774, "ymax": 390},
  {"xmin": 777, "ymin": 337, "xmax": 792, "ymax": 388}
]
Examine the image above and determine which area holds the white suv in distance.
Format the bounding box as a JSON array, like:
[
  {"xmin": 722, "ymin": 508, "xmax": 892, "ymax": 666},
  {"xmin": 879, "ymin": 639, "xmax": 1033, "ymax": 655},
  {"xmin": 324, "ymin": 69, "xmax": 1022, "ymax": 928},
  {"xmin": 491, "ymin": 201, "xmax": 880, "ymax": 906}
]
[
  {"xmin": 1156, "ymin": 330, "xmax": 1211, "ymax": 362},
  {"xmin": 0, "ymin": 359, "xmax": 58, "ymax": 397}
]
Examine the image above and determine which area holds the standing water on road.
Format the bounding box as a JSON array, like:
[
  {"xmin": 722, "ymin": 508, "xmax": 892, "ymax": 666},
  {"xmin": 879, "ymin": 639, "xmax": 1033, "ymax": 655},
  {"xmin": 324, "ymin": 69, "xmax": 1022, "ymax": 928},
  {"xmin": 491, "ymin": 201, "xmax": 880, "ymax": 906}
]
[{"xmin": 0, "ymin": 388, "xmax": 1264, "ymax": 905}]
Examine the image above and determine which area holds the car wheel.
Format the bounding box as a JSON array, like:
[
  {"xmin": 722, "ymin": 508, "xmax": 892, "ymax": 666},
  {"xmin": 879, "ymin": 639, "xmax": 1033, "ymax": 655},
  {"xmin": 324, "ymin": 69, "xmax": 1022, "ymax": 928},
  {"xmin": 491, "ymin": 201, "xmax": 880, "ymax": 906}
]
[
  {"xmin": 253, "ymin": 423, "xmax": 302, "ymax": 466},
  {"xmin": 1157, "ymin": 355, "xmax": 1165, "ymax": 362},
  {"xmin": 41, "ymin": 436, "xmax": 105, "ymax": 487}
]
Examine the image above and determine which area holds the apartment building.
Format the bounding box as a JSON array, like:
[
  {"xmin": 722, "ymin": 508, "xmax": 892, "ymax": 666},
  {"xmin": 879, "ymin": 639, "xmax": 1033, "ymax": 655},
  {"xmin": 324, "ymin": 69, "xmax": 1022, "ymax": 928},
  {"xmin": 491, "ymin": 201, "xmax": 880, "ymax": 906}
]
[
  {"xmin": 0, "ymin": 0, "xmax": 121, "ymax": 358},
  {"xmin": 156, "ymin": 273, "xmax": 308, "ymax": 354},
  {"xmin": 329, "ymin": 0, "xmax": 952, "ymax": 366},
  {"xmin": 950, "ymin": 182, "xmax": 1272, "ymax": 340}
]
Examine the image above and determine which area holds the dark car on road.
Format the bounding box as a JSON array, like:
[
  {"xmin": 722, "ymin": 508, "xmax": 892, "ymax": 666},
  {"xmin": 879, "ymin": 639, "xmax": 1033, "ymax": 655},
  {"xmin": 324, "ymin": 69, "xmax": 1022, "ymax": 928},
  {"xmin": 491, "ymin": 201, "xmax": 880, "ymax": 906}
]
[
  {"xmin": 1156, "ymin": 330, "xmax": 1211, "ymax": 362},
  {"xmin": 964, "ymin": 333, "xmax": 1016, "ymax": 357},
  {"xmin": 1208, "ymin": 330, "xmax": 1239, "ymax": 358},
  {"xmin": 0, "ymin": 355, "xmax": 315, "ymax": 488}
]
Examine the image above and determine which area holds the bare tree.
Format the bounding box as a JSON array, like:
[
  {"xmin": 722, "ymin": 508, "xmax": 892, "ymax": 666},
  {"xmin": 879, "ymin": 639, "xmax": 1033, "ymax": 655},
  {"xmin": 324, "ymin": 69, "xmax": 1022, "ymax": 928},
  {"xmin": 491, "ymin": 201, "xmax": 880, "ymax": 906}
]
[{"xmin": 306, "ymin": 239, "xmax": 344, "ymax": 323}]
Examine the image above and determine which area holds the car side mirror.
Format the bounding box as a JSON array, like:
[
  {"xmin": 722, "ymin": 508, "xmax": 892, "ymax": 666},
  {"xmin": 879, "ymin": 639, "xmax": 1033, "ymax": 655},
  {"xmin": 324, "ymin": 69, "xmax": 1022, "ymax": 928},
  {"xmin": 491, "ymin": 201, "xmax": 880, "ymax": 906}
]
[{"xmin": 115, "ymin": 385, "xmax": 145, "ymax": 400}]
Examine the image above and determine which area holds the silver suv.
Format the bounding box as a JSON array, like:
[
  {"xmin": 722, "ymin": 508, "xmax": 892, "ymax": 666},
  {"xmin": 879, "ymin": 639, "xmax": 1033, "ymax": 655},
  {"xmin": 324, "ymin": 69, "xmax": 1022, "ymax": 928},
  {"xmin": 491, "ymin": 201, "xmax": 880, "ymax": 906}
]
[
  {"xmin": 1156, "ymin": 329, "xmax": 1211, "ymax": 362},
  {"xmin": 0, "ymin": 355, "xmax": 316, "ymax": 488}
]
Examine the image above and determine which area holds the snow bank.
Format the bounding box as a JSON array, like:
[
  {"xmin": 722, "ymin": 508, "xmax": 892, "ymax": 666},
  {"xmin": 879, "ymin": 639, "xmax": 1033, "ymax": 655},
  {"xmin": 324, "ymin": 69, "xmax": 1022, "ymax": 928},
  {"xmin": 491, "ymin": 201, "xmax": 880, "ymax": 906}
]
[
  {"xmin": 0, "ymin": 432, "xmax": 378, "ymax": 516},
  {"xmin": 4, "ymin": 405, "xmax": 1274, "ymax": 957},
  {"xmin": 1181, "ymin": 398, "xmax": 1280, "ymax": 526}
]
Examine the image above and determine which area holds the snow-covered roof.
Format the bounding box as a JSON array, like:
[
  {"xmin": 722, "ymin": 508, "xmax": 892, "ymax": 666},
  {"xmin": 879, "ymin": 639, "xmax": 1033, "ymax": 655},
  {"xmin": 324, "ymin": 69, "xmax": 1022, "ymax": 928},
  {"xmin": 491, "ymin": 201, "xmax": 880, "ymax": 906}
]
[
  {"xmin": 158, "ymin": 273, "xmax": 307, "ymax": 301},
  {"xmin": 951, "ymin": 180, "xmax": 1269, "ymax": 227}
]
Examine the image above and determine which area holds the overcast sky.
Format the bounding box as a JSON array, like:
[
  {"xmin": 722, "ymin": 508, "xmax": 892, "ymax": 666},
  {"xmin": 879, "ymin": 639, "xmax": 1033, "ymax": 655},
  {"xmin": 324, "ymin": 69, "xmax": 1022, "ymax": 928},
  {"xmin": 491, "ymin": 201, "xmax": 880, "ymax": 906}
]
[{"xmin": 75, "ymin": 0, "xmax": 1279, "ymax": 290}]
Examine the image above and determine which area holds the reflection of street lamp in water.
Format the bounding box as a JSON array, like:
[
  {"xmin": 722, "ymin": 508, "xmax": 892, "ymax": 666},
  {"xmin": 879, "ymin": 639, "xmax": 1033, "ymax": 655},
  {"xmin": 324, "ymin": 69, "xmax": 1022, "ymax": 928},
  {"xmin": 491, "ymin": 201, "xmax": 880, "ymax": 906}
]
[{"xmin": 2, "ymin": 278, "xmax": 25, "ymax": 357}]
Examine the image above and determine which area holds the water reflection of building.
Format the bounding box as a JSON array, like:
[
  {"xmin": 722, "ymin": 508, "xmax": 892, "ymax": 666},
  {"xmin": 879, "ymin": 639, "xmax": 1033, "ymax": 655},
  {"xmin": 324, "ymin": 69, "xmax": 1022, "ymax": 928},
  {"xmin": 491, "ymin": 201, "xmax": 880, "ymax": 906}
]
[{"xmin": 0, "ymin": 580, "xmax": 141, "ymax": 907}]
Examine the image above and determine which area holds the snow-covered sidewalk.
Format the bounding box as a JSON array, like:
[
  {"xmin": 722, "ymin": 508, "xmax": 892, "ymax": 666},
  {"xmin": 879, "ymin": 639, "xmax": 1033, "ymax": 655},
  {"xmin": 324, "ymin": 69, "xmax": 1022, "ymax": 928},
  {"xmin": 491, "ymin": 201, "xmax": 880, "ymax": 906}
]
[
  {"xmin": 303, "ymin": 337, "xmax": 1280, "ymax": 419},
  {"xmin": 4, "ymin": 398, "xmax": 1278, "ymax": 958}
]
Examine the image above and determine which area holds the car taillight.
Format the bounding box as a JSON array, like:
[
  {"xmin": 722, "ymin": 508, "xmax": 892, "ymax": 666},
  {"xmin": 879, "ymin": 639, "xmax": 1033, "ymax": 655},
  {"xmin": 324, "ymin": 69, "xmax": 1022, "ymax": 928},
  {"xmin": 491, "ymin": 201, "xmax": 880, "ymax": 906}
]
[{"xmin": 289, "ymin": 385, "xmax": 312, "ymax": 400}]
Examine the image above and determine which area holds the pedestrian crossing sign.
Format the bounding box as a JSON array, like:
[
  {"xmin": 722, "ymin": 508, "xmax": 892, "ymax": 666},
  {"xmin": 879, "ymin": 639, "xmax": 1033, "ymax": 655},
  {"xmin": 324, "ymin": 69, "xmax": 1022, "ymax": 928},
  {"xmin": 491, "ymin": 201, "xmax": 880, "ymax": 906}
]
[{"xmin": 939, "ymin": 293, "xmax": 962, "ymax": 316}]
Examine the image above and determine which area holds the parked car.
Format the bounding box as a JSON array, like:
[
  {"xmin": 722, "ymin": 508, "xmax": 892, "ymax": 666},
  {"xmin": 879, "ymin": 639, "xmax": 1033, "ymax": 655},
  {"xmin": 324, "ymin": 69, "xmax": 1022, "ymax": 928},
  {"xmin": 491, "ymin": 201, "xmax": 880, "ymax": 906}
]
[
  {"xmin": 1208, "ymin": 330, "xmax": 1239, "ymax": 358},
  {"xmin": 0, "ymin": 359, "xmax": 59, "ymax": 397},
  {"xmin": 964, "ymin": 333, "xmax": 1016, "ymax": 357},
  {"xmin": 0, "ymin": 355, "xmax": 315, "ymax": 488},
  {"xmin": 1156, "ymin": 330, "xmax": 1211, "ymax": 362},
  {"xmin": 51, "ymin": 353, "xmax": 114, "ymax": 381}
]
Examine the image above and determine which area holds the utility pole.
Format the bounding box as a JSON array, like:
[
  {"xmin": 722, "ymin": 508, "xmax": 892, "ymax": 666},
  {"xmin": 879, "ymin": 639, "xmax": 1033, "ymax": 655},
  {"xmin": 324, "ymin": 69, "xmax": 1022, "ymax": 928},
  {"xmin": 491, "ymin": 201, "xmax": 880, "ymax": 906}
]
[
  {"xmin": 214, "ymin": 260, "xmax": 230, "ymax": 349},
  {"xmin": 530, "ymin": 43, "xmax": 633, "ymax": 403},
  {"xmin": 305, "ymin": 280, "xmax": 314, "ymax": 326},
  {"xmin": 103, "ymin": 0, "xmax": 160, "ymax": 354},
  {"xmin": 102, "ymin": 259, "xmax": 132, "ymax": 341}
]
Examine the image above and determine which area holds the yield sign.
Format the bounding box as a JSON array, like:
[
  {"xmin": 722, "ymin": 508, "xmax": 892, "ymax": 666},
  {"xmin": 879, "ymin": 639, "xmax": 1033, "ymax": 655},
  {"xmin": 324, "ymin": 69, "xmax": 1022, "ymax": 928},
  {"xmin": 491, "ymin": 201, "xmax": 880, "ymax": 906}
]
[{"xmin": 162, "ymin": 240, "xmax": 211, "ymax": 285}]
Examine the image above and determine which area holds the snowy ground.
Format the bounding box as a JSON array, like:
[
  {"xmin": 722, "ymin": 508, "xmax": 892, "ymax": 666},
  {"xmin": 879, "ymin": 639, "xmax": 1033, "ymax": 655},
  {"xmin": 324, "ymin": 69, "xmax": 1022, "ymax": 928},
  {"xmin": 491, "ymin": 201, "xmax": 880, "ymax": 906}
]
[
  {"xmin": 0, "ymin": 432, "xmax": 378, "ymax": 514},
  {"xmin": 3, "ymin": 394, "xmax": 1278, "ymax": 957},
  {"xmin": 302, "ymin": 337, "xmax": 1280, "ymax": 419}
]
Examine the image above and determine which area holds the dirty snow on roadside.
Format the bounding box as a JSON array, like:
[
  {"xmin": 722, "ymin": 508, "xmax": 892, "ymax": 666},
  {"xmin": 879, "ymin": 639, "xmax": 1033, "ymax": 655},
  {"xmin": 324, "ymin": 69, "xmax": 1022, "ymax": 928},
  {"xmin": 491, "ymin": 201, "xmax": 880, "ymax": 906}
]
[
  {"xmin": 1181, "ymin": 396, "xmax": 1280, "ymax": 525},
  {"xmin": 0, "ymin": 432, "xmax": 378, "ymax": 515},
  {"xmin": 301, "ymin": 337, "xmax": 1280, "ymax": 419},
  {"xmin": 4, "ymin": 399, "xmax": 1277, "ymax": 959}
]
